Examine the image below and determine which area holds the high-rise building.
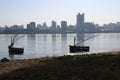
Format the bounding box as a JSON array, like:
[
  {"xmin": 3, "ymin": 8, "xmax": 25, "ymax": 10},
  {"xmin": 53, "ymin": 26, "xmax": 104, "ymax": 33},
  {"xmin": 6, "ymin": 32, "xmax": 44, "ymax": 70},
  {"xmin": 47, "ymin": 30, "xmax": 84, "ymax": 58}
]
[
  {"xmin": 43, "ymin": 22, "xmax": 47, "ymax": 28},
  {"xmin": 11, "ymin": 25, "xmax": 24, "ymax": 30},
  {"xmin": 27, "ymin": 22, "xmax": 36, "ymax": 31},
  {"xmin": 37, "ymin": 24, "xmax": 42, "ymax": 30},
  {"xmin": 51, "ymin": 20, "xmax": 56, "ymax": 30},
  {"xmin": 76, "ymin": 13, "xmax": 84, "ymax": 27},
  {"xmin": 61, "ymin": 21, "xmax": 67, "ymax": 33}
]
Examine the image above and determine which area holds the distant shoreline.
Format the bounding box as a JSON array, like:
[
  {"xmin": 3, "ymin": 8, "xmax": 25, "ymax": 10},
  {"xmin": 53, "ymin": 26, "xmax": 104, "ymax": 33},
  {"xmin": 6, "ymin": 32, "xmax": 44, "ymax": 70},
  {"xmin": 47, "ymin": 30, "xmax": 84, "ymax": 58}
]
[{"xmin": 1, "ymin": 32, "xmax": 120, "ymax": 34}]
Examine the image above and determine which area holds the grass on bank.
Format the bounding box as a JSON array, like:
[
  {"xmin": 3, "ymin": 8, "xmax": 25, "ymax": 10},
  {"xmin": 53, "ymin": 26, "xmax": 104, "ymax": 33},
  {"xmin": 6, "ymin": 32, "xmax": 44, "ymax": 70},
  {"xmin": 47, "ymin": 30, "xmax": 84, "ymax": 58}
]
[{"xmin": 0, "ymin": 52, "xmax": 120, "ymax": 80}]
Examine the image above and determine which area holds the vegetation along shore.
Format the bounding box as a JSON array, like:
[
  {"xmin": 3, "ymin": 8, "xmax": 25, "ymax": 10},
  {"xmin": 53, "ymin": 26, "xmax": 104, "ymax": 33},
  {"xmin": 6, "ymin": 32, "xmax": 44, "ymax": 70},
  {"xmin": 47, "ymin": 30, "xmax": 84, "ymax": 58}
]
[{"xmin": 0, "ymin": 51, "xmax": 120, "ymax": 80}]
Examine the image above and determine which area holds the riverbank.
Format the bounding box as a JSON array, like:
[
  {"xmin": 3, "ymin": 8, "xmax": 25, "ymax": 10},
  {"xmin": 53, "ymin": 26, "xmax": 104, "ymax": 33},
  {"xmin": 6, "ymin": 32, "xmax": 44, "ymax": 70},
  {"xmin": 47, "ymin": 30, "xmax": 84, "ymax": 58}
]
[{"xmin": 0, "ymin": 51, "xmax": 120, "ymax": 80}]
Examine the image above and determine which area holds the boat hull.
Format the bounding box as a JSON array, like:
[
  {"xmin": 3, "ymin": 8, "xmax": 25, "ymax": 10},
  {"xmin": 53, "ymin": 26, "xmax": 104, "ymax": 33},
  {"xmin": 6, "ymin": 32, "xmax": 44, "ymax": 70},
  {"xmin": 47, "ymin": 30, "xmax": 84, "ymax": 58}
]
[
  {"xmin": 9, "ymin": 47, "xmax": 24, "ymax": 55},
  {"xmin": 69, "ymin": 45, "xmax": 89, "ymax": 53}
]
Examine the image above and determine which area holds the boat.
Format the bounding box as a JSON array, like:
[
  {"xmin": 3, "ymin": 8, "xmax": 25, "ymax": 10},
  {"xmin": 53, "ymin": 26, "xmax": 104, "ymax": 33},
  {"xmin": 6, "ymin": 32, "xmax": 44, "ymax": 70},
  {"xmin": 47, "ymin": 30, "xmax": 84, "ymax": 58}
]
[
  {"xmin": 8, "ymin": 32, "xmax": 25, "ymax": 55},
  {"xmin": 69, "ymin": 36, "xmax": 89, "ymax": 53},
  {"xmin": 8, "ymin": 46, "xmax": 24, "ymax": 54},
  {"xmin": 69, "ymin": 45, "xmax": 89, "ymax": 53},
  {"xmin": 69, "ymin": 34, "xmax": 99, "ymax": 53}
]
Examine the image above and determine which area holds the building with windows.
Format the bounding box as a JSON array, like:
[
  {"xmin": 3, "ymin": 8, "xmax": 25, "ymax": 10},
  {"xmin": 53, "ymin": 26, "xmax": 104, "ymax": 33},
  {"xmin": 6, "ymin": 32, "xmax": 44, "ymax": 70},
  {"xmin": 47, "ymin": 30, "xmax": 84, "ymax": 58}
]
[
  {"xmin": 61, "ymin": 21, "xmax": 67, "ymax": 33},
  {"xmin": 51, "ymin": 20, "xmax": 57, "ymax": 30},
  {"xmin": 76, "ymin": 13, "xmax": 85, "ymax": 27},
  {"xmin": 27, "ymin": 22, "xmax": 36, "ymax": 31},
  {"xmin": 76, "ymin": 13, "xmax": 85, "ymax": 33}
]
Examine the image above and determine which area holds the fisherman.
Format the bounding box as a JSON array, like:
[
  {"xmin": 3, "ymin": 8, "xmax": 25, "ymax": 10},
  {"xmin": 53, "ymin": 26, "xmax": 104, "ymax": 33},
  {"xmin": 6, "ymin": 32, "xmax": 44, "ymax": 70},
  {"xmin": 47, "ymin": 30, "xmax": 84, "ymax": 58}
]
[
  {"xmin": 8, "ymin": 42, "xmax": 14, "ymax": 49},
  {"xmin": 74, "ymin": 36, "xmax": 76, "ymax": 46}
]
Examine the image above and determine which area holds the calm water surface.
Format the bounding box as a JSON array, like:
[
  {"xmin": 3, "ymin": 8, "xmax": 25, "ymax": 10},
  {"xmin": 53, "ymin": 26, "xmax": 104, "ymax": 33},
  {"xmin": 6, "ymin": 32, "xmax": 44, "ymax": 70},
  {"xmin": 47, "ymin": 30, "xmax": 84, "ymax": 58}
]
[{"xmin": 0, "ymin": 33, "xmax": 120, "ymax": 59}]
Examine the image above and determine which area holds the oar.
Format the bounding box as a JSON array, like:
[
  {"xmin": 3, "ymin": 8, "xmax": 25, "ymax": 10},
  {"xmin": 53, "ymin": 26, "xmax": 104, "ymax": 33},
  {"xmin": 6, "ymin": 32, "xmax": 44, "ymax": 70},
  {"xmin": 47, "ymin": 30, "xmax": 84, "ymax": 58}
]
[{"xmin": 76, "ymin": 35, "xmax": 99, "ymax": 46}]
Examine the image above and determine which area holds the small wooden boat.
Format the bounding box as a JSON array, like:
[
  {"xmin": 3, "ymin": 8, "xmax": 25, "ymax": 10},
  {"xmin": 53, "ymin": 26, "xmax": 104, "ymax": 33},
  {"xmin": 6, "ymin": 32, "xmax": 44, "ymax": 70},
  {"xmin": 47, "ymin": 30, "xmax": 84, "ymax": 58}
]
[
  {"xmin": 8, "ymin": 46, "xmax": 24, "ymax": 54},
  {"xmin": 8, "ymin": 32, "xmax": 25, "ymax": 55},
  {"xmin": 69, "ymin": 36, "xmax": 90, "ymax": 53},
  {"xmin": 69, "ymin": 35, "xmax": 99, "ymax": 53},
  {"xmin": 69, "ymin": 45, "xmax": 89, "ymax": 53}
]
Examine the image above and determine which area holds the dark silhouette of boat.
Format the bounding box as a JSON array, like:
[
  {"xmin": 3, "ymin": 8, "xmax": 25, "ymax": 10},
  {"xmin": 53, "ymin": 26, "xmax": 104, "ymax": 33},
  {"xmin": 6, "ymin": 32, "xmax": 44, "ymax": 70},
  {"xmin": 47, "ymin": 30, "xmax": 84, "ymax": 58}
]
[
  {"xmin": 69, "ymin": 36, "xmax": 89, "ymax": 53},
  {"xmin": 8, "ymin": 31, "xmax": 25, "ymax": 55},
  {"xmin": 8, "ymin": 46, "xmax": 24, "ymax": 54},
  {"xmin": 69, "ymin": 34, "xmax": 98, "ymax": 53},
  {"xmin": 69, "ymin": 45, "xmax": 89, "ymax": 53}
]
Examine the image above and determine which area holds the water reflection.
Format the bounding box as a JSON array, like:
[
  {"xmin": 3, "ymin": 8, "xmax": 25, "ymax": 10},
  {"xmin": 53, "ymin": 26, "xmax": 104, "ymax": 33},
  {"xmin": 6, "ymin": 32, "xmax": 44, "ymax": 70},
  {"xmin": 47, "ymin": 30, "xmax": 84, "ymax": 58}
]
[
  {"xmin": 76, "ymin": 33, "xmax": 85, "ymax": 46},
  {"xmin": 43, "ymin": 34, "xmax": 47, "ymax": 42},
  {"xmin": 61, "ymin": 34, "xmax": 67, "ymax": 53},
  {"xmin": 9, "ymin": 54, "xmax": 14, "ymax": 60},
  {"xmin": 27, "ymin": 34, "xmax": 36, "ymax": 49},
  {"xmin": 1, "ymin": 33, "xmax": 120, "ymax": 59},
  {"xmin": 52, "ymin": 34, "xmax": 56, "ymax": 42},
  {"xmin": 52, "ymin": 34, "xmax": 57, "ymax": 51}
]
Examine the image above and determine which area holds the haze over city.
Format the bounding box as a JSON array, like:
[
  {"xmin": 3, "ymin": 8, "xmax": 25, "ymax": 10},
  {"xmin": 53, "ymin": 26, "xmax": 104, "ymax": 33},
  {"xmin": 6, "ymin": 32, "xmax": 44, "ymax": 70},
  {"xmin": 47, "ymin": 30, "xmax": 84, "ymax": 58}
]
[{"xmin": 0, "ymin": 0, "xmax": 120, "ymax": 27}]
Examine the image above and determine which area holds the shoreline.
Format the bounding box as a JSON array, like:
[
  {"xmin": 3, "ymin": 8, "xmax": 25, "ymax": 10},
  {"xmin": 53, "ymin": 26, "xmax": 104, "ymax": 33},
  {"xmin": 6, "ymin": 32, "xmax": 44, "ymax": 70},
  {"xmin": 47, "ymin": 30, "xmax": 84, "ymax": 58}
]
[{"xmin": 1, "ymin": 50, "xmax": 120, "ymax": 75}]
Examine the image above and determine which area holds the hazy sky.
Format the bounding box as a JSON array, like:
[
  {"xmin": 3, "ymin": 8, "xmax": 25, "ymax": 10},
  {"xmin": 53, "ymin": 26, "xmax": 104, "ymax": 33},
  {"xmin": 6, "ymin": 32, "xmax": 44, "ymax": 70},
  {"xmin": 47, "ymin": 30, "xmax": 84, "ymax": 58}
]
[{"xmin": 0, "ymin": 0, "xmax": 120, "ymax": 27}]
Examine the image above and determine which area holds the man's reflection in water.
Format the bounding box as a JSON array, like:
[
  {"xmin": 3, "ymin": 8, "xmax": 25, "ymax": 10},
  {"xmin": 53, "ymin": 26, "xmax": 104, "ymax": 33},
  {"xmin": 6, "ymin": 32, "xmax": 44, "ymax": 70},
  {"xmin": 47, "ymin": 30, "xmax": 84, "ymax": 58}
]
[{"xmin": 9, "ymin": 54, "xmax": 14, "ymax": 61}]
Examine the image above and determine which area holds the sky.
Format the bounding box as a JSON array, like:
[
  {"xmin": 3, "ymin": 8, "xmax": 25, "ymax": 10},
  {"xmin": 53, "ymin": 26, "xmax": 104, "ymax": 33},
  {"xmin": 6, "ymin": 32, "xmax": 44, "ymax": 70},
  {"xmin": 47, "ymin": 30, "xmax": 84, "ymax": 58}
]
[{"xmin": 0, "ymin": 0, "xmax": 120, "ymax": 27}]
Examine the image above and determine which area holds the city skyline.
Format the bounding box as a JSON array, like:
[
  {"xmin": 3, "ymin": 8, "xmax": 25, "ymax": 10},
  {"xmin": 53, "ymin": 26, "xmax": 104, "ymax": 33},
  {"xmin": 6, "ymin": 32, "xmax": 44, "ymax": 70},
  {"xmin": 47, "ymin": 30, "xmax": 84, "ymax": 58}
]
[
  {"xmin": 0, "ymin": 0, "xmax": 120, "ymax": 27},
  {"xmin": 1, "ymin": 12, "xmax": 120, "ymax": 34}
]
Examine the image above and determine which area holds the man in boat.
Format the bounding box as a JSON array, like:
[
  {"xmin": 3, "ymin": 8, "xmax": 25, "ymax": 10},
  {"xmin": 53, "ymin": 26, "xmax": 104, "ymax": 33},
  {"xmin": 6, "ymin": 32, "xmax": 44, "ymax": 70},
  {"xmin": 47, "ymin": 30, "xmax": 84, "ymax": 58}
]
[{"xmin": 74, "ymin": 36, "xmax": 76, "ymax": 46}]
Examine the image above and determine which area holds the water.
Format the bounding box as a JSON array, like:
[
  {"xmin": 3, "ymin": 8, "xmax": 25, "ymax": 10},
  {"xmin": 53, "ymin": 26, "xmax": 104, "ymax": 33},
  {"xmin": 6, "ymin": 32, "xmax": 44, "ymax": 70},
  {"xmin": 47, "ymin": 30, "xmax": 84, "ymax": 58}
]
[{"xmin": 0, "ymin": 33, "xmax": 120, "ymax": 59}]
